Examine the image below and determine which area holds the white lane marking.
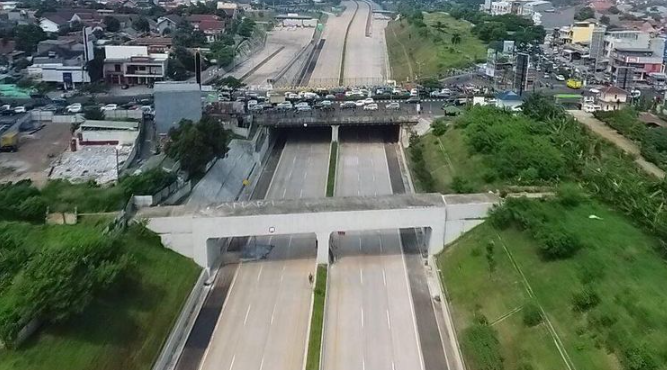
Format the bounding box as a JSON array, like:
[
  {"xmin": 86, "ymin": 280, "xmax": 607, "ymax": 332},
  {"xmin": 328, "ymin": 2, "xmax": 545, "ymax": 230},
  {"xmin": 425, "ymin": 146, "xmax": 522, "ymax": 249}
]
[
  {"xmin": 361, "ymin": 307, "xmax": 365, "ymax": 327},
  {"xmin": 270, "ymin": 301, "xmax": 277, "ymax": 325},
  {"xmin": 362, "ymin": 358, "xmax": 366, "ymax": 370},
  {"xmin": 228, "ymin": 355, "xmax": 236, "ymax": 370},
  {"xmin": 360, "ymin": 267, "xmax": 363, "ymax": 285},
  {"xmin": 382, "ymin": 269, "xmax": 387, "ymax": 286},
  {"xmin": 386, "ymin": 309, "xmax": 391, "ymax": 330},
  {"xmin": 257, "ymin": 265, "xmax": 263, "ymax": 281},
  {"xmin": 244, "ymin": 304, "xmax": 252, "ymax": 325},
  {"xmin": 300, "ymin": 188, "xmax": 304, "ymax": 198},
  {"xmin": 392, "ymin": 361, "xmax": 396, "ymax": 370},
  {"xmin": 281, "ymin": 265, "xmax": 285, "ymax": 282},
  {"xmin": 259, "ymin": 357, "xmax": 265, "ymax": 370}
]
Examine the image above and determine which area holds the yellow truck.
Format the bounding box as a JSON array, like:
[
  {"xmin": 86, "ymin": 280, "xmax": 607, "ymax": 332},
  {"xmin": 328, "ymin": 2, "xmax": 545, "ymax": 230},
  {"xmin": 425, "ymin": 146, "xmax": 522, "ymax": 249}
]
[
  {"xmin": 1, "ymin": 131, "xmax": 18, "ymax": 152},
  {"xmin": 566, "ymin": 79, "xmax": 583, "ymax": 89}
]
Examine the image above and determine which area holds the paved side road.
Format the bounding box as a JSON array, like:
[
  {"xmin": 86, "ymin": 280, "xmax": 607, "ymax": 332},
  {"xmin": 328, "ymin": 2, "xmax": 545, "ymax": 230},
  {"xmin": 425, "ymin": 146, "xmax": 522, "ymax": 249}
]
[{"xmin": 568, "ymin": 110, "xmax": 666, "ymax": 179}]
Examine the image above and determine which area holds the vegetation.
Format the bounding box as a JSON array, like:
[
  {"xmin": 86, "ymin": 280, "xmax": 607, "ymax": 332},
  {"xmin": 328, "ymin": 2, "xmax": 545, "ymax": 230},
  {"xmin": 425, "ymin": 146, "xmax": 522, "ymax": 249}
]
[
  {"xmin": 14, "ymin": 25, "xmax": 47, "ymax": 53},
  {"xmin": 0, "ymin": 223, "xmax": 200, "ymax": 370},
  {"xmin": 165, "ymin": 116, "xmax": 229, "ymax": 175},
  {"xmin": 385, "ymin": 12, "xmax": 487, "ymax": 81},
  {"xmin": 446, "ymin": 7, "xmax": 546, "ymax": 46},
  {"xmin": 83, "ymin": 106, "xmax": 105, "ymax": 121},
  {"xmin": 594, "ymin": 108, "xmax": 667, "ymax": 171},
  {"xmin": 327, "ymin": 142, "xmax": 338, "ymax": 197},
  {"xmin": 574, "ymin": 6, "xmax": 595, "ymax": 21},
  {"xmin": 461, "ymin": 320, "xmax": 504, "ymax": 370},
  {"xmin": 305, "ymin": 265, "xmax": 327, "ymax": 370},
  {"xmin": 441, "ymin": 197, "xmax": 667, "ymax": 370}
]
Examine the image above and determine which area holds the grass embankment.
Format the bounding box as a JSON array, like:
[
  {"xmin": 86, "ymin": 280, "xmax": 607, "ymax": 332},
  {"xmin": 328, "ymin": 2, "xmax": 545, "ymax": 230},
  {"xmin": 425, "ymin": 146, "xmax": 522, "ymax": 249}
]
[
  {"xmin": 440, "ymin": 198, "xmax": 667, "ymax": 370},
  {"xmin": 0, "ymin": 223, "xmax": 200, "ymax": 370},
  {"xmin": 339, "ymin": 1, "xmax": 359, "ymax": 85},
  {"xmin": 326, "ymin": 142, "xmax": 338, "ymax": 197},
  {"xmin": 385, "ymin": 12, "xmax": 487, "ymax": 82},
  {"xmin": 305, "ymin": 265, "xmax": 327, "ymax": 370}
]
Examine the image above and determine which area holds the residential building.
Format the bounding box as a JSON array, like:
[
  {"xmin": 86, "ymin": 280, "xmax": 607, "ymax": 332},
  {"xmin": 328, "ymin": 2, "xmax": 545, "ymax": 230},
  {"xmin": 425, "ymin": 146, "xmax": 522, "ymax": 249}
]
[
  {"xmin": 130, "ymin": 37, "xmax": 173, "ymax": 53},
  {"xmin": 103, "ymin": 45, "xmax": 168, "ymax": 85},
  {"xmin": 154, "ymin": 81, "xmax": 202, "ymax": 136},
  {"xmin": 156, "ymin": 14, "xmax": 182, "ymax": 35},
  {"xmin": 603, "ymin": 30, "xmax": 651, "ymax": 57},
  {"xmin": 491, "ymin": 1, "xmax": 512, "ymax": 15},
  {"xmin": 186, "ymin": 14, "xmax": 226, "ymax": 42},
  {"xmin": 610, "ymin": 48, "xmax": 664, "ymax": 83},
  {"xmin": 598, "ymin": 86, "xmax": 628, "ymax": 111},
  {"xmin": 217, "ymin": 2, "xmax": 238, "ymax": 18},
  {"xmin": 559, "ymin": 21, "xmax": 596, "ymax": 44},
  {"xmin": 27, "ymin": 28, "xmax": 94, "ymax": 88},
  {"xmin": 39, "ymin": 9, "xmax": 102, "ymax": 33}
]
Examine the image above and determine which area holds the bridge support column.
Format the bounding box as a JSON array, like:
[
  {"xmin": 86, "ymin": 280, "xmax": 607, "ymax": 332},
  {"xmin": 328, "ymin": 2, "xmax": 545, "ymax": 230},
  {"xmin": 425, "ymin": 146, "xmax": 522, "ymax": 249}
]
[
  {"xmin": 427, "ymin": 224, "xmax": 446, "ymax": 256},
  {"xmin": 316, "ymin": 231, "xmax": 331, "ymax": 265},
  {"xmin": 331, "ymin": 125, "xmax": 339, "ymax": 143}
]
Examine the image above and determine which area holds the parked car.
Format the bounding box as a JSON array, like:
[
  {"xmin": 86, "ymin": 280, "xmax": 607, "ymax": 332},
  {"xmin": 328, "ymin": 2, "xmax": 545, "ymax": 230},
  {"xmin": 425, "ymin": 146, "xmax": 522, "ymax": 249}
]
[
  {"xmin": 294, "ymin": 102, "xmax": 310, "ymax": 109},
  {"xmin": 13, "ymin": 106, "xmax": 26, "ymax": 114},
  {"xmin": 363, "ymin": 103, "xmax": 378, "ymax": 111},
  {"xmin": 276, "ymin": 101, "xmax": 293, "ymax": 110},
  {"xmin": 316, "ymin": 100, "xmax": 333, "ymax": 109},
  {"xmin": 66, "ymin": 103, "xmax": 82, "ymax": 113},
  {"xmin": 555, "ymin": 75, "xmax": 566, "ymax": 81},
  {"xmin": 363, "ymin": 97, "xmax": 374, "ymax": 105},
  {"xmin": 385, "ymin": 102, "xmax": 400, "ymax": 110},
  {"xmin": 340, "ymin": 101, "xmax": 357, "ymax": 109},
  {"xmin": 406, "ymin": 97, "xmax": 420, "ymax": 104},
  {"xmin": 297, "ymin": 105, "xmax": 312, "ymax": 112},
  {"xmin": 100, "ymin": 104, "xmax": 118, "ymax": 111},
  {"xmin": 354, "ymin": 100, "xmax": 365, "ymax": 107},
  {"xmin": 249, "ymin": 104, "xmax": 264, "ymax": 112}
]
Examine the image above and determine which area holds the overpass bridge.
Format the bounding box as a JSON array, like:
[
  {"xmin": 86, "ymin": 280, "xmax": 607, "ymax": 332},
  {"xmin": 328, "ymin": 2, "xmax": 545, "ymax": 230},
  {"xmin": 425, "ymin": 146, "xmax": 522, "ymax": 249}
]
[{"xmin": 137, "ymin": 193, "xmax": 498, "ymax": 269}]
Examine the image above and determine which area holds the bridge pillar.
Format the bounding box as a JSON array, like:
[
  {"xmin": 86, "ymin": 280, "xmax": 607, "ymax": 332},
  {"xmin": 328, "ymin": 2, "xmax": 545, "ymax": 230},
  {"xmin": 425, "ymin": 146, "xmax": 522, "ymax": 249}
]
[
  {"xmin": 427, "ymin": 224, "xmax": 446, "ymax": 256},
  {"xmin": 331, "ymin": 125, "xmax": 339, "ymax": 143},
  {"xmin": 316, "ymin": 231, "xmax": 331, "ymax": 265}
]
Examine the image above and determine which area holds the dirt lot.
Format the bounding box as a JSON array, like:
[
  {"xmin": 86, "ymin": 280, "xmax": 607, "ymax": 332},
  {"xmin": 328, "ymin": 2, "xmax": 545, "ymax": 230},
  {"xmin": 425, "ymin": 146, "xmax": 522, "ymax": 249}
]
[{"xmin": 0, "ymin": 122, "xmax": 71, "ymax": 187}]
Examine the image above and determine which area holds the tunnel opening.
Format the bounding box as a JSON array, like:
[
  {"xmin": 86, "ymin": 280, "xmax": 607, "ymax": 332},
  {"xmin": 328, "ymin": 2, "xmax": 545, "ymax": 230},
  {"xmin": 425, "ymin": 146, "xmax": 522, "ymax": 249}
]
[{"xmin": 338, "ymin": 124, "xmax": 400, "ymax": 143}]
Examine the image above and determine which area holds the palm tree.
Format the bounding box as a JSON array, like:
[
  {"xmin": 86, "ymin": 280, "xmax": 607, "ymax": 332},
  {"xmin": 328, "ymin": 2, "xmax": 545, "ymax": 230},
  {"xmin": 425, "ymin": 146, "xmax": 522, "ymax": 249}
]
[{"xmin": 451, "ymin": 33, "xmax": 462, "ymax": 45}]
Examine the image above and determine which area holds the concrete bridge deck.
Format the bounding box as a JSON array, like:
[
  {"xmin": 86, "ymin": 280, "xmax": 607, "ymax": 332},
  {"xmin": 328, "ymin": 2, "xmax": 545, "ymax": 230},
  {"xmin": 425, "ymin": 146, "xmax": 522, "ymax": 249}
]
[{"xmin": 253, "ymin": 114, "xmax": 420, "ymax": 127}]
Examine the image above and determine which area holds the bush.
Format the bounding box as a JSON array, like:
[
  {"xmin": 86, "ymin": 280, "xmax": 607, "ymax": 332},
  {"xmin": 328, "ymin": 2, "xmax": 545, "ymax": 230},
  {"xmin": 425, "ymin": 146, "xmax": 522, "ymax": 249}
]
[
  {"xmin": 432, "ymin": 118, "xmax": 448, "ymax": 136},
  {"xmin": 120, "ymin": 168, "xmax": 176, "ymax": 197},
  {"xmin": 621, "ymin": 343, "xmax": 658, "ymax": 370},
  {"xmin": 534, "ymin": 223, "xmax": 582, "ymax": 260},
  {"xmin": 556, "ymin": 183, "xmax": 586, "ymax": 207},
  {"xmin": 461, "ymin": 323, "xmax": 504, "ymax": 370},
  {"xmin": 488, "ymin": 203, "xmax": 513, "ymax": 229},
  {"xmin": 452, "ymin": 176, "xmax": 474, "ymax": 193},
  {"xmin": 572, "ymin": 287, "xmax": 601, "ymax": 312},
  {"xmin": 522, "ymin": 301, "xmax": 542, "ymax": 327}
]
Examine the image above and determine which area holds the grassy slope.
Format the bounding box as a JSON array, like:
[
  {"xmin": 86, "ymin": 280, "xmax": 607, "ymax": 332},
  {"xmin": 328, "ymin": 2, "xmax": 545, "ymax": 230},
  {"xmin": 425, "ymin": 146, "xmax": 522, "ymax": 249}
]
[
  {"xmin": 385, "ymin": 12, "xmax": 487, "ymax": 82},
  {"xmin": 305, "ymin": 265, "xmax": 327, "ymax": 370},
  {"xmin": 407, "ymin": 127, "xmax": 495, "ymax": 193},
  {"xmin": 439, "ymin": 200, "xmax": 667, "ymax": 370},
  {"xmin": 0, "ymin": 225, "xmax": 201, "ymax": 370}
]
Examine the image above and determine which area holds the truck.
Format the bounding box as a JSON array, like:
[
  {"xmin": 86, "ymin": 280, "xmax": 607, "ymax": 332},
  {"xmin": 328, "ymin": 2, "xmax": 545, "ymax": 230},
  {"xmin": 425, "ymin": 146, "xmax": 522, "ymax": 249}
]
[
  {"xmin": 566, "ymin": 79, "xmax": 583, "ymax": 89},
  {"xmin": 1, "ymin": 131, "xmax": 18, "ymax": 152}
]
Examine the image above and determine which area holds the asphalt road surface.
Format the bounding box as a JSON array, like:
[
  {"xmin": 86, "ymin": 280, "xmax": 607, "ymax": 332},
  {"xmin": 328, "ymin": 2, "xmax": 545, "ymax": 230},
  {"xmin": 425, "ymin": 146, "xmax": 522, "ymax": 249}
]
[
  {"xmin": 310, "ymin": 1, "xmax": 357, "ymax": 86},
  {"xmin": 323, "ymin": 128, "xmax": 424, "ymax": 370},
  {"xmin": 198, "ymin": 129, "xmax": 330, "ymax": 370},
  {"xmin": 342, "ymin": 1, "xmax": 390, "ymax": 85}
]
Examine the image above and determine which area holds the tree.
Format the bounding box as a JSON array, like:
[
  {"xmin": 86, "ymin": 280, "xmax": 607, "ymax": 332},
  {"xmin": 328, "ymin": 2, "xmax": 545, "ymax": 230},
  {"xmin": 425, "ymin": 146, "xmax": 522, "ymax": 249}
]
[
  {"xmin": 451, "ymin": 32, "xmax": 462, "ymax": 44},
  {"xmin": 104, "ymin": 16, "xmax": 121, "ymax": 32},
  {"xmin": 132, "ymin": 16, "xmax": 150, "ymax": 32},
  {"xmin": 214, "ymin": 46, "xmax": 234, "ymax": 67},
  {"xmin": 238, "ymin": 18, "xmax": 256, "ymax": 38},
  {"xmin": 607, "ymin": 5, "xmax": 620, "ymax": 14},
  {"xmin": 215, "ymin": 76, "xmax": 245, "ymax": 89},
  {"xmin": 15, "ymin": 24, "xmax": 47, "ymax": 53},
  {"xmin": 600, "ymin": 15, "xmax": 610, "ymax": 25},
  {"xmin": 165, "ymin": 116, "xmax": 229, "ymax": 175},
  {"xmin": 84, "ymin": 106, "xmax": 105, "ymax": 120},
  {"xmin": 574, "ymin": 6, "xmax": 595, "ymax": 21}
]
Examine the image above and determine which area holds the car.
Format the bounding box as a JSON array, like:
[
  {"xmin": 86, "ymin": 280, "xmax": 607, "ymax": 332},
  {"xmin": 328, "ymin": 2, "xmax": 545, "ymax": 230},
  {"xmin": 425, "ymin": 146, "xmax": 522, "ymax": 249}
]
[
  {"xmin": 316, "ymin": 100, "xmax": 333, "ymax": 109},
  {"xmin": 276, "ymin": 102, "xmax": 293, "ymax": 110},
  {"xmin": 13, "ymin": 106, "xmax": 26, "ymax": 114},
  {"xmin": 385, "ymin": 102, "xmax": 400, "ymax": 110},
  {"xmin": 294, "ymin": 102, "xmax": 310, "ymax": 109},
  {"xmin": 296, "ymin": 105, "xmax": 312, "ymax": 112},
  {"xmin": 543, "ymin": 73, "xmax": 550, "ymax": 79},
  {"xmin": 406, "ymin": 97, "xmax": 420, "ymax": 104},
  {"xmin": 363, "ymin": 97, "xmax": 374, "ymax": 105},
  {"xmin": 249, "ymin": 104, "xmax": 264, "ymax": 112},
  {"xmin": 363, "ymin": 103, "xmax": 378, "ymax": 111},
  {"xmin": 324, "ymin": 94, "xmax": 336, "ymax": 100},
  {"xmin": 60, "ymin": 90, "xmax": 78, "ymax": 98},
  {"xmin": 410, "ymin": 88, "xmax": 418, "ymax": 97},
  {"xmin": 247, "ymin": 100, "xmax": 258, "ymax": 108},
  {"xmin": 340, "ymin": 101, "xmax": 357, "ymax": 109},
  {"xmin": 286, "ymin": 93, "xmax": 298, "ymax": 100},
  {"xmin": 555, "ymin": 75, "xmax": 566, "ymax": 81},
  {"xmin": 355, "ymin": 100, "xmax": 365, "ymax": 107},
  {"xmin": 66, "ymin": 103, "xmax": 82, "ymax": 113},
  {"xmin": 100, "ymin": 104, "xmax": 118, "ymax": 111}
]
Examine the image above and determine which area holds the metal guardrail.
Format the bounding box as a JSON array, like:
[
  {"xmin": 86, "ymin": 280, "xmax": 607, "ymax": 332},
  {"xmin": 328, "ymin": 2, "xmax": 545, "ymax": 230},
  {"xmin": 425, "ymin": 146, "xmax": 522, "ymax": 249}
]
[{"xmin": 253, "ymin": 114, "xmax": 419, "ymax": 127}]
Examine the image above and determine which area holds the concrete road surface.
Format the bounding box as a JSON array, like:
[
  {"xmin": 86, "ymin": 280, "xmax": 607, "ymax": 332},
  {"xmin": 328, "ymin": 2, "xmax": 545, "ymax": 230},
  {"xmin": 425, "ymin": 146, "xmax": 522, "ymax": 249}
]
[
  {"xmin": 198, "ymin": 130, "xmax": 330, "ymax": 370},
  {"xmin": 323, "ymin": 129, "xmax": 424, "ymax": 370},
  {"xmin": 310, "ymin": 1, "xmax": 357, "ymax": 86},
  {"xmin": 342, "ymin": 1, "xmax": 390, "ymax": 84}
]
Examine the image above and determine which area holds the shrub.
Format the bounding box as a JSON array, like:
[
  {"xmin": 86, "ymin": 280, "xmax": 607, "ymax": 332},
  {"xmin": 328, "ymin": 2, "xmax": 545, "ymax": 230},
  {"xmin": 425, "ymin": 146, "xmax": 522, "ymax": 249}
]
[
  {"xmin": 461, "ymin": 323, "xmax": 504, "ymax": 370},
  {"xmin": 452, "ymin": 176, "xmax": 474, "ymax": 193},
  {"xmin": 432, "ymin": 118, "xmax": 449, "ymax": 136},
  {"xmin": 488, "ymin": 203, "xmax": 513, "ymax": 229},
  {"xmin": 522, "ymin": 301, "xmax": 542, "ymax": 327},
  {"xmin": 572, "ymin": 287, "xmax": 601, "ymax": 312},
  {"xmin": 556, "ymin": 183, "xmax": 586, "ymax": 207},
  {"xmin": 621, "ymin": 343, "xmax": 658, "ymax": 370},
  {"xmin": 534, "ymin": 223, "xmax": 582, "ymax": 260}
]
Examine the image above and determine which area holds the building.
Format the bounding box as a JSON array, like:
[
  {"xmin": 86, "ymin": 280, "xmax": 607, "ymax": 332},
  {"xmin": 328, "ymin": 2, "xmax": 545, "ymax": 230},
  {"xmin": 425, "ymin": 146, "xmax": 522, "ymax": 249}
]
[
  {"xmin": 495, "ymin": 91, "xmax": 522, "ymax": 110},
  {"xmin": 598, "ymin": 86, "xmax": 628, "ymax": 111},
  {"xmin": 610, "ymin": 48, "xmax": 664, "ymax": 83},
  {"xmin": 559, "ymin": 21, "xmax": 596, "ymax": 44},
  {"xmin": 603, "ymin": 30, "xmax": 651, "ymax": 57},
  {"xmin": 77, "ymin": 120, "xmax": 140, "ymax": 145},
  {"xmin": 156, "ymin": 14, "xmax": 182, "ymax": 35},
  {"xmin": 589, "ymin": 25, "xmax": 605, "ymax": 71},
  {"xmin": 26, "ymin": 28, "xmax": 94, "ymax": 88},
  {"xmin": 154, "ymin": 82, "xmax": 202, "ymax": 136},
  {"xmin": 186, "ymin": 14, "xmax": 226, "ymax": 42},
  {"xmin": 532, "ymin": 7, "xmax": 575, "ymax": 30},
  {"xmin": 491, "ymin": 1, "xmax": 512, "ymax": 15},
  {"xmin": 521, "ymin": 1, "xmax": 552, "ymax": 16},
  {"xmin": 217, "ymin": 2, "xmax": 238, "ymax": 18},
  {"xmin": 130, "ymin": 37, "xmax": 173, "ymax": 53},
  {"xmin": 103, "ymin": 45, "xmax": 168, "ymax": 85},
  {"xmin": 39, "ymin": 9, "xmax": 102, "ymax": 33}
]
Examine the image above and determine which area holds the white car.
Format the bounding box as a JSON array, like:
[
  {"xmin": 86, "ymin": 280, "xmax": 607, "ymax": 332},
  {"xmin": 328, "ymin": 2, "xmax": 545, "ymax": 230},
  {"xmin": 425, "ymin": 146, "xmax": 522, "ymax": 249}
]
[
  {"xmin": 276, "ymin": 102, "xmax": 293, "ymax": 110},
  {"xmin": 247, "ymin": 100, "xmax": 258, "ymax": 108},
  {"xmin": 66, "ymin": 103, "xmax": 82, "ymax": 113},
  {"xmin": 555, "ymin": 75, "xmax": 566, "ymax": 81},
  {"xmin": 385, "ymin": 102, "xmax": 400, "ymax": 110},
  {"xmin": 583, "ymin": 104, "xmax": 601, "ymax": 113},
  {"xmin": 249, "ymin": 104, "xmax": 264, "ymax": 112},
  {"xmin": 363, "ymin": 103, "xmax": 378, "ymax": 111},
  {"xmin": 13, "ymin": 106, "xmax": 26, "ymax": 113},
  {"xmin": 363, "ymin": 97, "xmax": 374, "ymax": 105},
  {"xmin": 294, "ymin": 102, "xmax": 310, "ymax": 109},
  {"xmin": 100, "ymin": 104, "xmax": 118, "ymax": 111},
  {"xmin": 296, "ymin": 105, "xmax": 312, "ymax": 112},
  {"xmin": 355, "ymin": 100, "xmax": 365, "ymax": 107}
]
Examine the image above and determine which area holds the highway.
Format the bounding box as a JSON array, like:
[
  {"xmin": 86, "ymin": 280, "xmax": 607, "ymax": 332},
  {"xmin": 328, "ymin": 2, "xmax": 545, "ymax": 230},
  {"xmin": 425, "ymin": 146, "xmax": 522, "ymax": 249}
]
[
  {"xmin": 342, "ymin": 1, "xmax": 390, "ymax": 84},
  {"xmin": 322, "ymin": 128, "xmax": 424, "ymax": 370},
  {"xmin": 310, "ymin": 1, "xmax": 357, "ymax": 86},
  {"xmin": 198, "ymin": 129, "xmax": 330, "ymax": 370}
]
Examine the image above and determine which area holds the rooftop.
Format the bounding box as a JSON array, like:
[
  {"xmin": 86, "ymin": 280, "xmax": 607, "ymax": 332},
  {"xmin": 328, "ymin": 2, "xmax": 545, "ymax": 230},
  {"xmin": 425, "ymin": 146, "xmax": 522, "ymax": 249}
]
[
  {"xmin": 600, "ymin": 86, "xmax": 628, "ymax": 95},
  {"xmin": 153, "ymin": 81, "xmax": 201, "ymax": 93}
]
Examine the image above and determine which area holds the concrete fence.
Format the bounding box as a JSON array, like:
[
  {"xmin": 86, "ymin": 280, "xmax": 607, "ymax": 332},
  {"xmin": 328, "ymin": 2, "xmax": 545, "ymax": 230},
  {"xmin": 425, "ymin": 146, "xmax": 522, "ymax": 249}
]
[
  {"xmin": 30, "ymin": 110, "xmax": 85, "ymax": 124},
  {"xmin": 104, "ymin": 110, "xmax": 143, "ymax": 120},
  {"xmin": 132, "ymin": 180, "xmax": 193, "ymax": 208}
]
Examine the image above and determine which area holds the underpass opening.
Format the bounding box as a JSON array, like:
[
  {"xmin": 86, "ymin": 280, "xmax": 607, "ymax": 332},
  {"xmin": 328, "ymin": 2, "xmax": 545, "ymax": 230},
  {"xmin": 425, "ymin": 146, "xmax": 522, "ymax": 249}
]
[
  {"xmin": 270, "ymin": 126, "xmax": 333, "ymax": 143},
  {"xmin": 206, "ymin": 232, "xmax": 319, "ymax": 267},
  {"xmin": 328, "ymin": 227, "xmax": 433, "ymax": 262},
  {"xmin": 338, "ymin": 124, "xmax": 400, "ymax": 143}
]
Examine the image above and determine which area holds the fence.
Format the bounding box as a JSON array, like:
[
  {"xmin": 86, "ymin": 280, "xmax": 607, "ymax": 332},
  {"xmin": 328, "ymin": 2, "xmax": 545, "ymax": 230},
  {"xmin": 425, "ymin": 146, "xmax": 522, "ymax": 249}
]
[
  {"xmin": 30, "ymin": 110, "xmax": 85, "ymax": 124},
  {"xmin": 104, "ymin": 110, "xmax": 143, "ymax": 120}
]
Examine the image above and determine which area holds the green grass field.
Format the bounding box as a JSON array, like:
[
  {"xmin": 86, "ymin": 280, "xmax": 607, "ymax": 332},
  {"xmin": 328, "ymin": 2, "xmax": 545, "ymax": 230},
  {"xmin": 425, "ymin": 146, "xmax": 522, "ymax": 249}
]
[
  {"xmin": 0, "ymin": 225, "xmax": 201, "ymax": 370},
  {"xmin": 440, "ymin": 199, "xmax": 667, "ymax": 370},
  {"xmin": 305, "ymin": 265, "xmax": 327, "ymax": 370},
  {"xmin": 385, "ymin": 12, "xmax": 487, "ymax": 82}
]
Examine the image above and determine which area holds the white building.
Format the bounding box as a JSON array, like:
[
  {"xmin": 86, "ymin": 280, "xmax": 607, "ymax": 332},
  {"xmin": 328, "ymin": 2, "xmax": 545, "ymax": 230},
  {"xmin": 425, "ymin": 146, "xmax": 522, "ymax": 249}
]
[
  {"xmin": 491, "ymin": 1, "xmax": 512, "ymax": 15},
  {"xmin": 103, "ymin": 45, "xmax": 168, "ymax": 85}
]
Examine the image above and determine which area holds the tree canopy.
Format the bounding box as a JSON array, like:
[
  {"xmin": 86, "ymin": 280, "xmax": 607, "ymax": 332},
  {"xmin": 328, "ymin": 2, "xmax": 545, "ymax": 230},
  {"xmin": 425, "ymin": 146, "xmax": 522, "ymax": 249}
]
[{"xmin": 165, "ymin": 116, "xmax": 229, "ymax": 175}]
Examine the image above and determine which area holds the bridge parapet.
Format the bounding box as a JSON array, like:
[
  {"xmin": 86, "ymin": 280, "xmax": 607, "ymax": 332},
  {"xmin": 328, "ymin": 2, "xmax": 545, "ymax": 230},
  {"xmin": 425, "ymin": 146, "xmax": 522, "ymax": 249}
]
[{"xmin": 253, "ymin": 114, "xmax": 419, "ymax": 127}]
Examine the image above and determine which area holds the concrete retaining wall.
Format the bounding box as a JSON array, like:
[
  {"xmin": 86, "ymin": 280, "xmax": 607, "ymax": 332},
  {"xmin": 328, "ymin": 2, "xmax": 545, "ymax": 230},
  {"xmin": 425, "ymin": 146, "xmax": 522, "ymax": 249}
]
[{"xmin": 104, "ymin": 109, "xmax": 143, "ymax": 120}]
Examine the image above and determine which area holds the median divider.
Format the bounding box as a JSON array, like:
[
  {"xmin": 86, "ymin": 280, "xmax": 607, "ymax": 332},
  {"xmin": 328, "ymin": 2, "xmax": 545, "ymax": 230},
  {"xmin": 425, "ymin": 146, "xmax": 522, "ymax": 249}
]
[
  {"xmin": 305, "ymin": 265, "xmax": 328, "ymax": 370},
  {"xmin": 339, "ymin": 1, "xmax": 360, "ymax": 86},
  {"xmin": 326, "ymin": 141, "xmax": 338, "ymax": 197}
]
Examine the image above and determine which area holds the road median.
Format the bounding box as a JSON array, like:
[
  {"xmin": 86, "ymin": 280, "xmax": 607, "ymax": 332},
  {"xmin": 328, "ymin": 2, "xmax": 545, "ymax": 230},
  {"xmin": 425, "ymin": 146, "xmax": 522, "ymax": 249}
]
[
  {"xmin": 305, "ymin": 265, "xmax": 328, "ymax": 370},
  {"xmin": 326, "ymin": 141, "xmax": 338, "ymax": 197}
]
